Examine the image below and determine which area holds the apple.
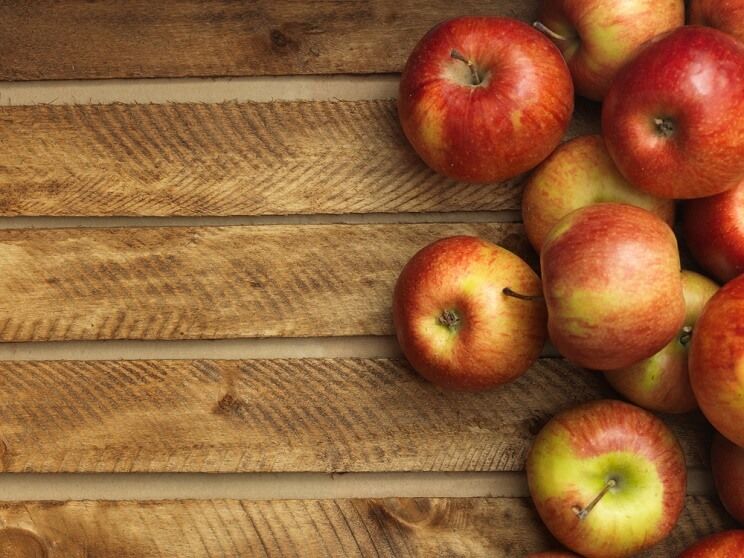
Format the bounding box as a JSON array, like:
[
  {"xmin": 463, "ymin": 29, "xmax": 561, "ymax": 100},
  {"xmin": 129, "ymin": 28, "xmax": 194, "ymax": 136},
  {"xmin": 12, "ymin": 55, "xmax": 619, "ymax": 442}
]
[
  {"xmin": 604, "ymin": 271, "xmax": 718, "ymax": 414},
  {"xmin": 679, "ymin": 531, "xmax": 744, "ymax": 557},
  {"xmin": 541, "ymin": 203, "xmax": 685, "ymax": 370},
  {"xmin": 393, "ymin": 236, "xmax": 547, "ymax": 390},
  {"xmin": 398, "ymin": 16, "xmax": 574, "ymax": 183},
  {"xmin": 682, "ymin": 179, "xmax": 744, "ymax": 283},
  {"xmin": 689, "ymin": 273, "xmax": 744, "ymax": 447},
  {"xmin": 689, "ymin": 0, "xmax": 744, "ymax": 44},
  {"xmin": 533, "ymin": 0, "xmax": 683, "ymax": 100},
  {"xmin": 712, "ymin": 433, "xmax": 744, "ymax": 524},
  {"xmin": 527, "ymin": 553, "xmax": 580, "ymax": 557},
  {"xmin": 603, "ymin": 26, "xmax": 744, "ymax": 199},
  {"xmin": 522, "ymin": 135, "xmax": 675, "ymax": 251},
  {"xmin": 527, "ymin": 399, "xmax": 686, "ymax": 558}
]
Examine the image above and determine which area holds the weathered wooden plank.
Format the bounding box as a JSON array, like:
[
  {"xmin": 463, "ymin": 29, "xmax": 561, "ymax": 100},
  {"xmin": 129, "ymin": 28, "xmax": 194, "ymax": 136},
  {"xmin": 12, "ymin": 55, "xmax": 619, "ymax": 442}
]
[
  {"xmin": 0, "ymin": 497, "xmax": 732, "ymax": 557},
  {"xmin": 0, "ymin": 223, "xmax": 530, "ymax": 342},
  {"xmin": 0, "ymin": 1, "xmax": 536, "ymax": 80},
  {"xmin": 0, "ymin": 359, "xmax": 709, "ymax": 473},
  {"xmin": 0, "ymin": 100, "xmax": 599, "ymax": 217}
]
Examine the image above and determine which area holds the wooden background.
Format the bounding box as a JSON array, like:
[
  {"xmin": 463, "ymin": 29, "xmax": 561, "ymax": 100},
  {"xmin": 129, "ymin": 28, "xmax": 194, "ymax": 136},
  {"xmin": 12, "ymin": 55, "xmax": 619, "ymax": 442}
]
[{"xmin": 0, "ymin": 1, "xmax": 735, "ymax": 556}]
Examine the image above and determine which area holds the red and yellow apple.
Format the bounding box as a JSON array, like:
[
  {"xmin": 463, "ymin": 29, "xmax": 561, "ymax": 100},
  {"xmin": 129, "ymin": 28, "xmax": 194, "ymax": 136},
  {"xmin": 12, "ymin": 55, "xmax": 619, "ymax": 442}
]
[
  {"xmin": 527, "ymin": 399, "xmax": 686, "ymax": 558},
  {"xmin": 541, "ymin": 203, "xmax": 685, "ymax": 370},
  {"xmin": 604, "ymin": 271, "xmax": 718, "ymax": 414},
  {"xmin": 683, "ymin": 179, "xmax": 744, "ymax": 283},
  {"xmin": 603, "ymin": 26, "xmax": 744, "ymax": 199},
  {"xmin": 522, "ymin": 135, "xmax": 675, "ymax": 251},
  {"xmin": 393, "ymin": 236, "xmax": 547, "ymax": 390},
  {"xmin": 534, "ymin": 0, "xmax": 683, "ymax": 100},
  {"xmin": 689, "ymin": 0, "xmax": 744, "ymax": 44},
  {"xmin": 689, "ymin": 273, "xmax": 744, "ymax": 447},
  {"xmin": 679, "ymin": 531, "xmax": 744, "ymax": 557},
  {"xmin": 711, "ymin": 433, "xmax": 744, "ymax": 525},
  {"xmin": 398, "ymin": 16, "xmax": 574, "ymax": 183}
]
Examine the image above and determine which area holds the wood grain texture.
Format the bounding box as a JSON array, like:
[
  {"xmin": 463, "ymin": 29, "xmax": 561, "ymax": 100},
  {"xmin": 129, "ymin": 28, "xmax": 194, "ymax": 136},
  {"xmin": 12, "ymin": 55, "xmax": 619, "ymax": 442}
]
[
  {"xmin": 0, "ymin": 358, "xmax": 709, "ymax": 473},
  {"xmin": 0, "ymin": 497, "xmax": 733, "ymax": 557},
  {"xmin": 0, "ymin": 223, "xmax": 531, "ymax": 342},
  {"xmin": 0, "ymin": 100, "xmax": 599, "ymax": 216},
  {"xmin": 0, "ymin": 1, "xmax": 536, "ymax": 80}
]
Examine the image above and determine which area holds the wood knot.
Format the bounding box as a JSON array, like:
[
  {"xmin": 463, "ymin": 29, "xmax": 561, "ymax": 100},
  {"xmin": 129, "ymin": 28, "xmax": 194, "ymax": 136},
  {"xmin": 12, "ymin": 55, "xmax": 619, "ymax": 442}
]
[
  {"xmin": 214, "ymin": 393, "xmax": 248, "ymax": 420},
  {"xmin": 270, "ymin": 29, "xmax": 290, "ymax": 47},
  {"xmin": 0, "ymin": 528, "xmax": 48, "ymax": 558}
]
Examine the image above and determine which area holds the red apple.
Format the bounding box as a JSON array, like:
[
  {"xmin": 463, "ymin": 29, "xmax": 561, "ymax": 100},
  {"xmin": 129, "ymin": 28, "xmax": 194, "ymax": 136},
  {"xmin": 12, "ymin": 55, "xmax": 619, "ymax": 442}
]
[
  {"xmin": 679, "ymin": 531, "xmax": 744, "ymax": 557},
  {"xmin": 683, "ymin": 179, "xmax": 744, "ymax": 283},
  {"xmin": 527, "ymin": 399, "xmax": 687, "ymax": 558},
  {"xmin": 393, "ymin": 236, "xmax": 547, "ymax": 390},
  {"xmin": 534, "ymin": 0, "xmax": 683, "ymax": 100},
  {"xmin": 541, "ymin": 203, "xmax": 685, "ymax": 370},
  {"xmin": 522, "ymin": 135, "xmax": 675, "ymax": 251},
  {"xmin": 689, "ymin": 0, "xmax": 744, "ymax": 44},
  {"xmin": 604, "ymin": 271, "xmax": 718, "ymax": 414},
  {"xmin": 712, "ymin": 433, "xmax": 744, "ymax": 525},
  {"xmin": 398, "ymin": 17, "xmax": 573, "ymax": 183},
  {"xmin": 689, "ymin": 274, "xmax": 744, "ymax": 447},
  {"xmin": 603, "ymin": 26, "xmax": 744, "ymax": 199}
]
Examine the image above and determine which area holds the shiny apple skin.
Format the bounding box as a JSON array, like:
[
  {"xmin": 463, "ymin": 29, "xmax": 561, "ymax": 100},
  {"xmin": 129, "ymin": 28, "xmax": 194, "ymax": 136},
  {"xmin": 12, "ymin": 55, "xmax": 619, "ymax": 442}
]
[
  {"xmin": 536, "ymin": 0, "xmax": 683, "ymax": 100},
  {"xmin": 689, "ymin": 274, "xmax": 744, "ymax": 447},
  {"xmin": 527, "ymin": 400, "xmax": 687, "ymax": 558},
  {"xmin": 603, "ymin": 26, "xmax": 744, "ymax": 199},
  {"xmin": 522, "ymin": 135, "xmax": 675, "ymax": 251},
  {"xmin": 679, "ymin": 531, "xmax": 744, "ymax": 557},
  {"xmin": 683, "ymin": 179, "xmax": 744, "ymax": 283},
  {"xmin": 604, "ymin": 271, "xmax": 718, "ymax": 414},
  {"xmin": 712, "ymin": 433, "xmax": 744, "ymax": 524},
  {"xmin": 393, "ymin": 236, "xmax": 547, "ymax": 391},
  {"xmin": 689, "ymin": 0, "xmax": 744, "ymax": 44},
  {"xmin": 398, "ymin": 17, "xmax": 574, "ymax": 183},
  {"xmin": 541, "ymin": 204, "xmax": 685, "ymax": 370}
]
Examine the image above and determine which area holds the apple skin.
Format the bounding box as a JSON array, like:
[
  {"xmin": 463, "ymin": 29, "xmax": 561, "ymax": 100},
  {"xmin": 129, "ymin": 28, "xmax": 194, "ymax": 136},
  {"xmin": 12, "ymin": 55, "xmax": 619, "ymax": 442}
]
[
  {"xmin": 712, "ymin": 433, "xmax": 744, "ymax": 525},
  {"xmin": 527, "ymin": 553, "xmax": 580, "ymax": 557},
  {"xmin": 393, "ymin": 236, "xmax": 547, "ymax": 391},
  {"xmin": 398, "ymin": 17, "xmax": 573, "ymax": 183},
  {"xmin": 682, "ymin": 179, "xmax": 744, "ymax": 283},
  {"xmin": 604, "ymin": 271, "xmax": 718, "ymax": 414},
  {"xmin": 527, "ymin": 399, "xmax": 687, "ymax": 558},
  {"xmin": 535, "ymin": 0, "xmax": 683, "ymax": 100},
  {"xmin": 602, "ymin": 26, "xmax": 744, "ymax": 199},
  {"xmin": 679, "ymin": 531, "xmax": 744, "ymax": 557},
  {"xmin": 522, "ymin": 135, "xmax": 675, "ymax": 251},
  {"xmin": 689, "ymin": 0, "xmax": 744, "ymax": 44},
  {"xmin": 541, "ymin": 203, "xmax": 685, "ymax": 370},
  {"xmin": 689, "ymin": 274, "xmax": 744, "ymax": 447}
]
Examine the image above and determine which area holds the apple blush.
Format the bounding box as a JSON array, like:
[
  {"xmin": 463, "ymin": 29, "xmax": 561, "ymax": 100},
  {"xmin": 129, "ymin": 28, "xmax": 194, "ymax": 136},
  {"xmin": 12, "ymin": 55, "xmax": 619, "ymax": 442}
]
[
  {"xmin": 689, "ymin": 0, "xmax": 744, "ymax": 44},
  {"xmin": 711, "ymin": 433, "xmax": 744, "ymax": 525},
  {"xmin": 679, "ymin": 530, "xmax": 744, "ymax": 557}
]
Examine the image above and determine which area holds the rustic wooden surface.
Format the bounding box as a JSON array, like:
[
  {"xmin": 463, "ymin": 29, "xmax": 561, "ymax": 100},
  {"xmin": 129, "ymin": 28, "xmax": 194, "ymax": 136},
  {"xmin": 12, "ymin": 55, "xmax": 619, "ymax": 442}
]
[
  {"xmin": 0, "ymin": 497, "xmax": 732, "ymax": 557},
  {"xmin": 0, "ymin": 358, "xmax": 710, "ymax": 473},
  {"xmin": 0, "ymin": 1, "xmax": 536, "ymax": 80}
]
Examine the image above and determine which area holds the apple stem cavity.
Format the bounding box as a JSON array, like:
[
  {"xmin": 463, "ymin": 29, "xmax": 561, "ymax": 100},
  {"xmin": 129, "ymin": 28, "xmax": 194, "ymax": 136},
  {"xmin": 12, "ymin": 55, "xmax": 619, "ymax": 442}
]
[
  {"xmin": 679, "ymin": 325, "xmax": 693, "ymax": 346},
  {"xmin": 572, "ymin": 478, "xmax": 617, "ymax": 521},
  {"xmin": 438, "ymin": 309, "xmax": 461, "ymax": 331},
  {"xmin": 502, "ymin": 287, "xmax": 544, "ymax": 301},
  {"xmin": 533, "ymin": 21, "xmax": 568, "ymax": 42},
  {"xmin": 450, "ymin": 49, "xmax": 482, "ymax": 86},
  {"xmin": 654, "ymin": 117, "xmax": 676, "ymax": 138}
]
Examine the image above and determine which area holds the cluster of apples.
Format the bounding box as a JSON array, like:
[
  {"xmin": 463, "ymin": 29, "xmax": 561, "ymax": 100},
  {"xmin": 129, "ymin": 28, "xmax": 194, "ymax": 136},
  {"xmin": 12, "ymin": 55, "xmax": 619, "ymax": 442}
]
[{"xmin": 392, "ymin": 1, "xmax": 744, "ymax": 557}]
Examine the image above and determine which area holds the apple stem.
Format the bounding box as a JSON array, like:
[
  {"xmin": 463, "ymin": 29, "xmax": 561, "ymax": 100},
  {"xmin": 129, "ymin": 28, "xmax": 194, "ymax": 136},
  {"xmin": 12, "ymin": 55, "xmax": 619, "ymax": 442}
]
[
  {"xmin": 679, "ymin": 325, "xmax": 693, "ymax": 346},
  {"xmin": 503, "ymin": 287, "xmax": 544, "ymax": 301},
  {"xmin": 450, "ymin": 49, "xmax": 482, "ymax": 86},
  {"xmin": 533, "ymin": 21, "xmax": 568, "ymax": 41},
  {"xmin": 572, "ymin": 478, "xmax": 617, "ymax": 521}
]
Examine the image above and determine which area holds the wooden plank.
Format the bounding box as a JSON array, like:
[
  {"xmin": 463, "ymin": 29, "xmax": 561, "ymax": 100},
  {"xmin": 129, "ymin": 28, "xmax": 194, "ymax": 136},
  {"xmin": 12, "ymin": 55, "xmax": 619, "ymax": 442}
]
[
  {"xmin": 0, "ymin": 100, "xmax": 599, "ymax": 217},
  {"xmin": 0, "ymin": 359, "xmax": 709, "ymax": 473},
  {"xmin": 0, "ymin": 1, "xmax": 535, "ymax": 80},
  {"xmin": 0, "ymin": 497, "xmax": 732, "ymax": 557},
  {"xmin": 0, "ymin": 223, "xmax": 531, "ymax": 342}
]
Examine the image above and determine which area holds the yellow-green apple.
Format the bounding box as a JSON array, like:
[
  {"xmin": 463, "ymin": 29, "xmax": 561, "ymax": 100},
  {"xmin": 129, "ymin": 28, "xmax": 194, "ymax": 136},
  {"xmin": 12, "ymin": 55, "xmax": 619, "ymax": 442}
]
[
  {"xmin": 393, "ymin": 236, "xmax": 547, "ymax": 390},
  {"xmin": 711, "ymin": 433, "xmax": 744, "ymax": 524},
  {"xmin": 527, "ymin": 399, "xmax": 687, "ymax": 558},
  {"xmin": 689, "ymin": 273, "xmax": 744, "ymax": 447},
  {"xmin": 604, "ymin": 271, "xmax": 718, "ymax": 414},
  {"xmin": 683, "ymin": 179, "xmax": 744, "ymax": 283},
  {"xmin": 689, "ymin": 0, "xmax": 744, "ymax": 43},
  {"xmin": 541, "ymin": 203, "xmax": 685, "ymax": 370},
  {"xmin": 679, "ymin": 531, "xmax": 744, "ymax": 557},
  {"xmin": 533, "ymin": 0, "xmax": 683, "ymax": 100},
  {"xmin": 603, "ymin": 26, "xmax": 744, "ymax": 199},
  {"xmin": 522, "ymin": 135, "xmax": 675, "ymax": 251},
  {"xmin": 398, "ymin": 17, "xmax": 573, "ymax": 183}
]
